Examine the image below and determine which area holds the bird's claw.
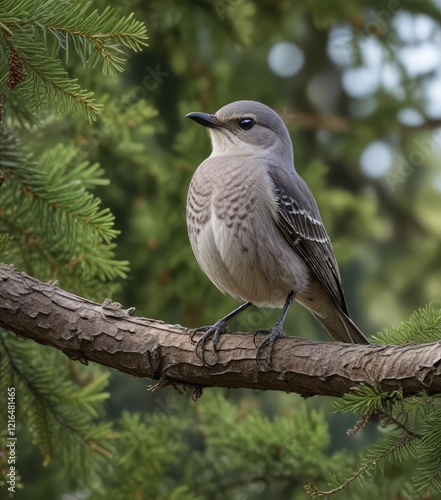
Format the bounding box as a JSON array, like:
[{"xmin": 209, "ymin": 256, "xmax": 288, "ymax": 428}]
[
  {"xmin": 254, "ymin": 325, "xmax": 287, "ymax": 369},
  {"xmin": 189, "ymin": 320, "xmax": 229, "ymax": 365}
]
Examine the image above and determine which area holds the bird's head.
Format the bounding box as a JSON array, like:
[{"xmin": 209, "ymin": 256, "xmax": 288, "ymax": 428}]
[{"xmin": 186, "ymin": 100, "xmax": 294, "ymax": 165}]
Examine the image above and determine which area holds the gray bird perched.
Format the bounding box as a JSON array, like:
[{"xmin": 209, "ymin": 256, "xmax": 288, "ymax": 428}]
[{"xmin": 186, "ymin": 100, "xmax": 370, "ymax": 366}]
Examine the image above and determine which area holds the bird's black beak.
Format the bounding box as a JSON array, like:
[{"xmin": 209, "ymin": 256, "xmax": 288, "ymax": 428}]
[{"xmin": 186, "ymin": 112, "xmax": 225, "ymax": 129}]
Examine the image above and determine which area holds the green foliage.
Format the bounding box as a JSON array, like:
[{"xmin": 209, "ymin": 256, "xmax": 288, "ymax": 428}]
[
  {"xmin": 0, "ymin": 0, "xmax": 148, "ymax": 121},
  {"xmin": 308, "ymin": 0, "xmax": 362, "ymax": 29},
  {"xmin": 333, "ymin": 384, "xmax": 404, "ymax": 417},
  {"xmin": 414, "ymin": 404, "xmax": 441, "ymax": 495},
  {"xmin": 0, "ymin": 131, "xmax": 129, "ymax": 293},
  {"xmin": 319, "ymin": 359, "xmax": 441, "ymax": 497},
  {"xmin": 0, "ymin": 233, "xmax": 14, "ymax": 257},
  {"xmin": 0, "ymin": 332, "xmax": 116, "ymax": 476},
  {"xmin": 84, "ymin": 390, "xmax": 356, "ymax": 499},
  {"xmin": 89, "ymin": 410, "xmax": 191, "ymax": 500},
  {"xmin": 371, "ymin": 304, "xmax": 441, "ymax": 345},
  {"xmin": 192, "ymin": 391, "xmax": 352, "ymax": 496}
]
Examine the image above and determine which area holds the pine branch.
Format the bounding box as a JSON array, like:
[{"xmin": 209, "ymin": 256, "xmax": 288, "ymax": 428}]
[
  {"xmin": 413, "ymin": 405, "xmax": 441, "ymax": 494},
  {"xmin": 0, "ymin": 0, "xmax": 148, "ymax": 120},
  {"xmin": 1, "ymin": 263, "xmax": 441, "ymax": 397},
  {"xmin": 1, "ymin": 0, "xmax": 148, "ymax": 65},
  {"xmin": 382, "ymin": 412, "xmax": 423, "ymax": 439},
  {"xmin": 0, "ymin": 330, "xmax": 116, "ymax": 474},
  {"xmin": 305, "ymin": 433, "xmax": 417, "ymax": 498},
  {"xmin": 0, "ymin": 131, "xmax": 129, "ymax": 282},
  {"xmin": 0, "ymin": 30, "xmax": 102, "ymax": 120}
]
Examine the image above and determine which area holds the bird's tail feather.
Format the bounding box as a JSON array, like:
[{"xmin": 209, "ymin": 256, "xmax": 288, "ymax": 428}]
[
  {"xmin": 297, "ymin": 279, "xmax": 370, "ymax": 344},
  {"xmin": 310, "ymin": 309, "xmax": 370, "ymax": 344}
]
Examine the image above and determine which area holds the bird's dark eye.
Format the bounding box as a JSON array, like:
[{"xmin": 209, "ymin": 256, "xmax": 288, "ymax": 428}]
[{"xmin": 238, "ymin": 118, "xmax": 256, "ymax": 130}]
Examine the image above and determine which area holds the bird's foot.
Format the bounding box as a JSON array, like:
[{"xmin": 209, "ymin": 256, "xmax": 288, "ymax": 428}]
[
  {"xmin": 189, "ymin": 319, "xmax": 229, "ymax": 365},
  {"xmin": 253, "ymin": 324, "xmax": 287, "ymax": 368}
]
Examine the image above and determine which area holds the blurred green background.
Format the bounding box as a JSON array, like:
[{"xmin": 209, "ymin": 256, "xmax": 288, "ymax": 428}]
[{"xmin": 2, "ymin": 0, "xmax": 441, "ymax": 498}]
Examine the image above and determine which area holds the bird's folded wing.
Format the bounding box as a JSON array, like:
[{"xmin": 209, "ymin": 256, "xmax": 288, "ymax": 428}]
[{"xmin": 268, "ymin": 167, "xmax": 349, "ymax": 315}]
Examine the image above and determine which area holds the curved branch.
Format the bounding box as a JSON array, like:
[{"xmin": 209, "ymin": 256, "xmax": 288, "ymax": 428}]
[{"xmin": 0, "ymin": 263, "xmax": 440, "ymax": 397}]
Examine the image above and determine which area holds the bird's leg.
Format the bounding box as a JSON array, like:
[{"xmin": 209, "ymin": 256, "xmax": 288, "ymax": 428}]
[
  {"xmin": 253, "ymin": 290, "xmax": 296, "ymax": 368},
  {"xmin": 190, "ymin": 301, "xmax": 253, "ymax": 365}
]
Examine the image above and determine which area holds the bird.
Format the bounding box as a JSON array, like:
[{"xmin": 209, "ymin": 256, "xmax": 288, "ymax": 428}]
[{"xmin": 185, "ymin": 100, "xmax": 370, "ymax": 366}]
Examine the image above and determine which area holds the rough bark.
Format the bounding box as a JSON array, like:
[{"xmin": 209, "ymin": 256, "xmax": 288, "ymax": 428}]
[{"xmin": 0, "ymin": 263, "xmax": 440, "ymax": 397}]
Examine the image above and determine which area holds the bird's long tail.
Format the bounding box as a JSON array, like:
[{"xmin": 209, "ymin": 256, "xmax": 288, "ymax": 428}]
[
  {"xmin": 297, "ymin": 280, "xmax": 370, "ymax": 344},
  {"xmin": 310, "ymin": 308, "xmax": 370, "ymax": 344}
]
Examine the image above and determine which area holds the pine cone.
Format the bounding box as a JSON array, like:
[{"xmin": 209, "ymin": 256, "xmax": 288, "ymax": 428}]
[{"xmin": 7, "ymin": 47, "xmax": 26, "ymax": 90}]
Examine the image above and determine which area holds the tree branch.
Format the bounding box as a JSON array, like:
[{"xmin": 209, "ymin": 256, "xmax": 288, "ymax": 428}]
[
  {"xmin": 281, "ymin": 111, "xmax": 441, "ymax": 134},
  {"xmin": 0, "ymin": 263, "xmax": 440, "ymax": 397}
]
